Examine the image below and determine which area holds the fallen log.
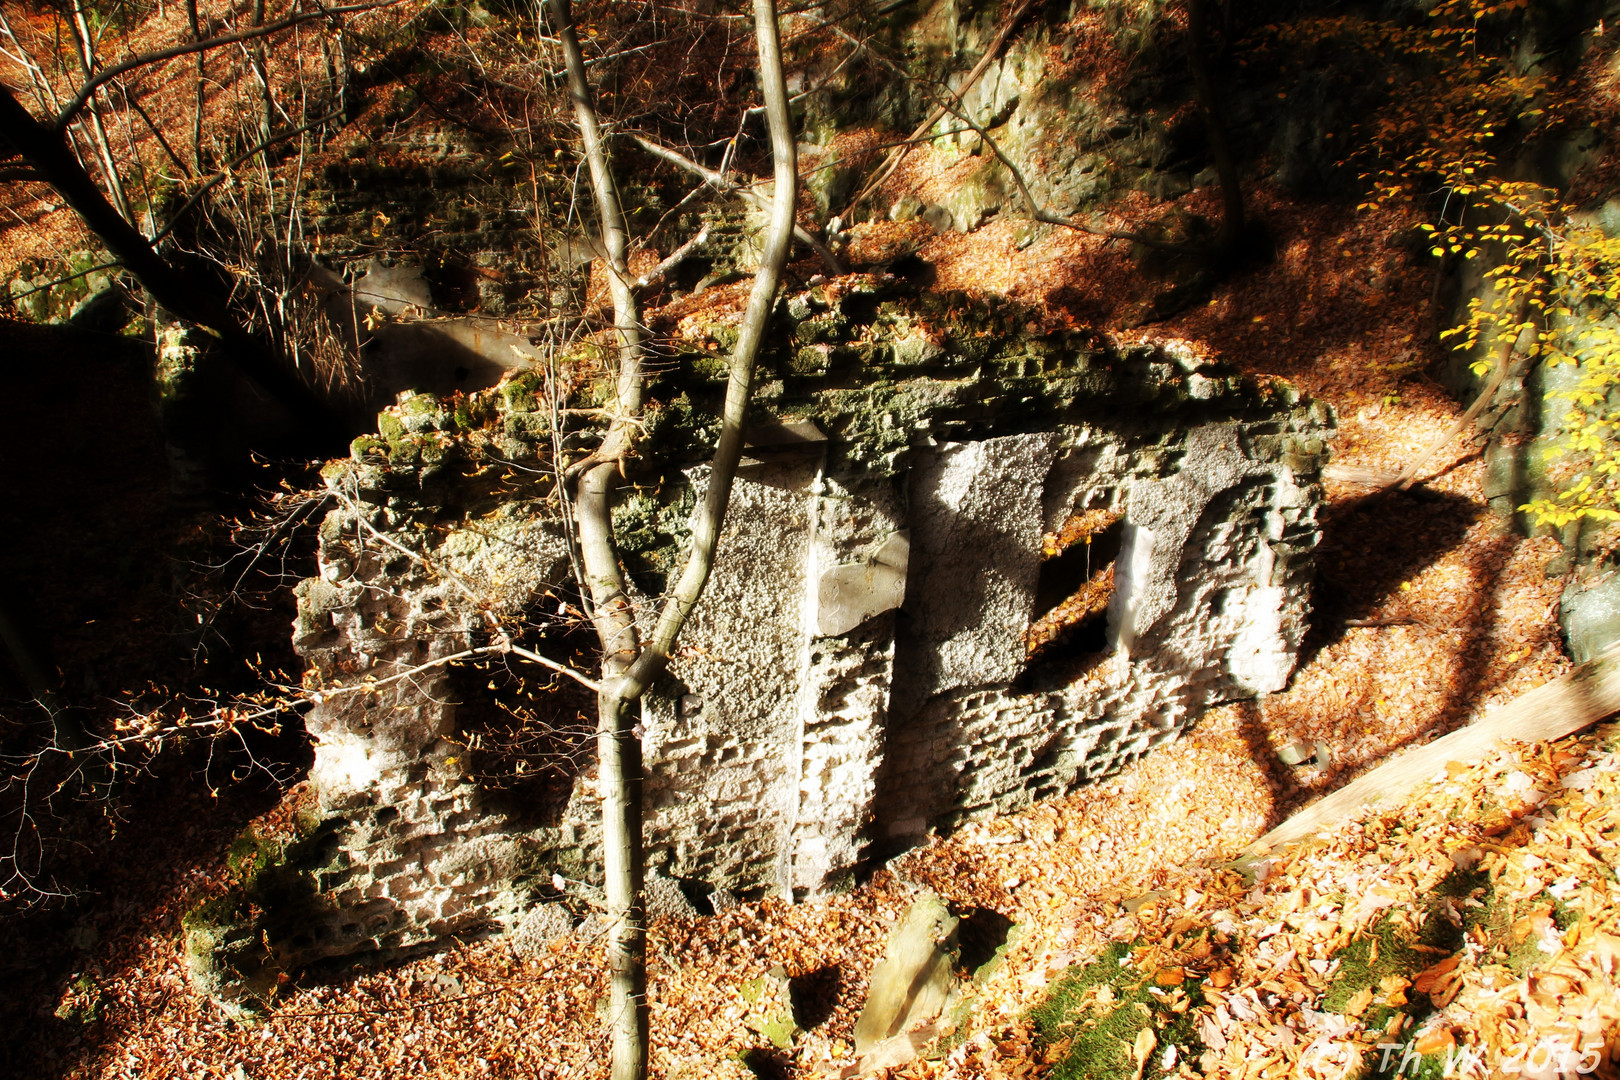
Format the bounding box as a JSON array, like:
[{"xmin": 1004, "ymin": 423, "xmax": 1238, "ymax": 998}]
[
  {"xmin": 1321, "ymin": 463, "xmax": 1405, "ymax": 487},
  {"xmin": 1245, "ymin": 640, "xmax": 1620, "ymax": 857}
]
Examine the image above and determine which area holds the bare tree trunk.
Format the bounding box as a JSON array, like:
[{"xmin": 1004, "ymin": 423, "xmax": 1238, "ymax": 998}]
[
  {"xmin": 575, "ymin": 459, "xmax": 647, "ymax": 1080},
  {"xmin": 1386, "ymin": 294, "xmax": 1531, "ymax": 492},
  {"xmin": 542, "ymin": 3, "xmax": 653, "ymax": 1073},
  {"xmin": 67, "ymin": 0, "xmax": 132, "ymax": 220},
  {"xmin": 548, "ymin": 0, "xmax": 643, "ymax": 418},
  {"xmin": 548, "ymin": 1, "xmax": 799, "ymax": 1076},
  {"xmin": 187, "ymin": 0, "xmax": 206, "ymax": 171},
  {"xmin": 248, "ymin": 0, "xmax": 276, "ymax": 150},
  {"xmin": 1186, "ymin": 0, "xmax": 1244, "ymax": 252}
]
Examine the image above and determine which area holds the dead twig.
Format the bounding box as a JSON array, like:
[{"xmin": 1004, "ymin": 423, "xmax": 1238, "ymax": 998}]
[
  {"xmin": 630, "ymin": 134, "xmax": 843, "ymax": 275},
  {"xmin": 841, "ymin": 0, "xmax": 1038, "ymax": 218}
]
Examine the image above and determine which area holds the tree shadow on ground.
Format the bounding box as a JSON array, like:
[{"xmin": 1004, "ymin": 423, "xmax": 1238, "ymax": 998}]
[
  {"xmin": 0, "ymin": 318, "xmax": 315, "ymax": 1079},
  {"xmin": 741, "ymin": 1046, "xmax": 794, "ymax": 1079},
  {"xmin": 790, "ymin": 964, "xmax": 843, "ymax": 1031},
  {"xmin": 1228, "ymin": 698, "xmax": 1291, "ymax": 833},
  {"xmin": 1295, "ymin": 485, "xmax": 1482, "ymax": 673},
  {"xmin": 1256, "ymin": 485, "xmax": 1523, "ymax": 830},
  {"xmin": 0, "ymin": 753, "xmax": 303, "ymax": 1080}
]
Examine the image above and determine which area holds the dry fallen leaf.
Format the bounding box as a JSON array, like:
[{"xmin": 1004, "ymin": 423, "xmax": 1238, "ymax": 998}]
[
  {"xmin": 1130, "ymin": 1026, "xmax": 1158, "ymax": 1080},
  {"xmin": 1413, "ymin": 1026, "xmax": 1455, "ymax": 1055}
]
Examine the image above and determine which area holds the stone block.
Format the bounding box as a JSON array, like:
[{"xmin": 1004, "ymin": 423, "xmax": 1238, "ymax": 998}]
[
  {"xmin": 853, "ymin": 891, "xmax": 960, "ymax": 1055},
  {"xmin": 816, "ymin": 531, "xmax": 911, "ymax": 638}
]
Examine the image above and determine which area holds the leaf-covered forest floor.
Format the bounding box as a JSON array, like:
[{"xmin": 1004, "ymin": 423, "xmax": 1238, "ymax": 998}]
[
  {"xmin": 7, "ymin": 143, "xmax": 1611, "ymax": 1079},
  {"xmin": 6, "ymin": 2, "xmax": 1618, "ymax": 1074}
]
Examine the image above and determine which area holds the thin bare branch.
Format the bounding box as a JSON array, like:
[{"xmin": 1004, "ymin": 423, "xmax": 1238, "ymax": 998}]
[
  {"xmin": 634, "ymin": 224, "xmax": 709, "ymax": 290},
  {"xmin": 630, "ymin": 134, "xmax": 842, "ymax": 274},
  {"xmin": 1388, "ymin": 294, "xmax": 1531, "ymax": 492},
  {"xmin": 149, "ymin": 106, "xmax": 345, "ymax": 244},
  {"xmin": 623, "ymin": 0, "xmax": 798, "ymax": 697},
  {"xmin": 842, "ymin": 0, "xmax": 1037, "ymax": 217},
  {"xmin": 548, "ymin": 0, "xmax": 643, "ymax": 420},
  {"xmin": 504, "ymin": 644, "xmax": 602, "ymax": 692},
  {"xmin": 52, "ymin": 1, "xmax": 393, "ymax": 132}
]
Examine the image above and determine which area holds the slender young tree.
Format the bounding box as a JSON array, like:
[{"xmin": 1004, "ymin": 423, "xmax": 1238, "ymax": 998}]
[
  {"xmin": 1185, "ymin": 0, "xmax": 1245, "ymax": 254},
  {"xmin": 543, "ymin": 0, "xmax": 798, "ymax": 1075}
]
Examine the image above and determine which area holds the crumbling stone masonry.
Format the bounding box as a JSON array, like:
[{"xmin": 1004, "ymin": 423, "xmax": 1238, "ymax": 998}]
[{"xmin": 185, "ymin": 281, "xmax": 1333, "ymax": 1009}]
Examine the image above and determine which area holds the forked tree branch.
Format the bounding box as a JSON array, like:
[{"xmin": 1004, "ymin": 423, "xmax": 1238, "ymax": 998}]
[
  {"xmin": 545, "ymin": 3, "xmax": 653, "ymax": 1072},
  {"xmin": 559, "ymin": 2, "xmax": 800, "ymax": 1076},
  {"xmin": 622, "ymin": 13, "xmax": 798, "ymax": 696},
  {"xmin": 633, "ymin": 224, "xmax": 709, "ymax": 290}
]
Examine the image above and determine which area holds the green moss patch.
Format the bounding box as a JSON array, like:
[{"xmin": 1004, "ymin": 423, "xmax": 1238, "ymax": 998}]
[
  {"xmin": 1313, "ymin": 864, "xmax": 1488, "ymax": 1075},
  {"xmin": 1031, "ymin": 939, "xmax": 1207, "ymax": 1080},
  {"xmin": 181, "ymin": 817, "xmax": 349, "ymax": 1015}
]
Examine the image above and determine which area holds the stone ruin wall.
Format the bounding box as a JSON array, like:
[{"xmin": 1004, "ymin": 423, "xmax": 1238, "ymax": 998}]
[
  {"xmin": 662, "ymin": 416, "xmax": 1325, "ymax": 898},
  {"xmin": 184, "ymin": 290, "xmax": 1333, "ymax": 1010}
]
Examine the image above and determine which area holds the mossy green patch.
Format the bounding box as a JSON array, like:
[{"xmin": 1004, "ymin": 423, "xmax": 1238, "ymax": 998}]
[
  {"xmin": 399, "ymin": 392, "xmax": 442, "ymax": 418},
  {"xmin": 740, "ymin": 969, "xmax": 800, "ymax": 1051},
  {"xmin": 181, "ymin": 891, "xmax": 247, "ymax": 937},
  {"xmin": 1031, "ymin": 939, "xmax": 1206, "ymax": 1080},
  {"xmin": 1308, "ymin": 865, "xmax": 1502, "ymax": 1079},
  {"xmin": 757, "ymin": 1015, "xmax": 798, "ymax": 1050},
  {"xmin": 53, "ymin": 973, "xmax": 105, "ymax": 1026},
  {"xmin": 348, "ymin": 435, "xmax": 388, "ymax": 461},
  {"xmin": 226, "ymin": 825, "xmax": 283, "ymax": 891},
  {"xmin": 181, "ymin": 815, "xmax": 348, "ymax": 1015},
  {"xmin": 1323, "ymin": 865, "xmax": 1482, "ymax": 1025},
  {"xmin": 1321, "ymin": 914, "xmax": 1435, "ymax": 1030},
  {"xmin": 499, "ymin": 370, "xmax": 547, "ymax": 413},
  {"xmin": 612, "ymin": 481, "xmax": 698, "ymax": 593},
  {"xmin": 377, "ymin": 412, "xmax": 407, "ymax": 441},
  {"xmin": 640, "ymin": 392, "xmax": 723, "ymax": 466}
]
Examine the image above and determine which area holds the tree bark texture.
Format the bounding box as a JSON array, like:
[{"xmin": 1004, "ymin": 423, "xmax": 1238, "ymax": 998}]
[
  {"xmin": 551, "ymin": 0, "xmax": 799, "ymax": 1076},
  {"xmin": 548, "ymin": 0, "xmax": 643, "ymax": 413},
  {"xmin": 1185, "ymin": 0, "xmax": 1245, "ymax": 251}
]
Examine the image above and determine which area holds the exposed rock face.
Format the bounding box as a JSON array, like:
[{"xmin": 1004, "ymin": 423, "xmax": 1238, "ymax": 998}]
[{"xmin": 186, "ymin": 281, "xmax": 1332, "ymax": 1007}]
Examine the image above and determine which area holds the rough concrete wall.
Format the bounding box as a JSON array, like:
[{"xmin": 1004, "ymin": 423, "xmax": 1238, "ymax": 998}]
[
  {"xmin": 855, "ymin": 419, "xmax": 1322, "ymax": 871},
  {"xmin": 186, "ymin": 429, "xmax": 590, "ymax": 1013},
  {"xmin": 641, "ymin": 458, "xmax": 815, "ymax": 890},
  {"xmin": 290, "ymin": 486, "xmax": 578, "ymax": 949},
  {"xmin": 187, "ymin": 292, "xmax": 1332, "ymax": 1008},
  {"xmin": 892, "ymin": 434, "xmax": 1059, "ymax": 716},
  {"xmin": 637, "ymin": 404, "xmax": 1325, "ymax": 895}
]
